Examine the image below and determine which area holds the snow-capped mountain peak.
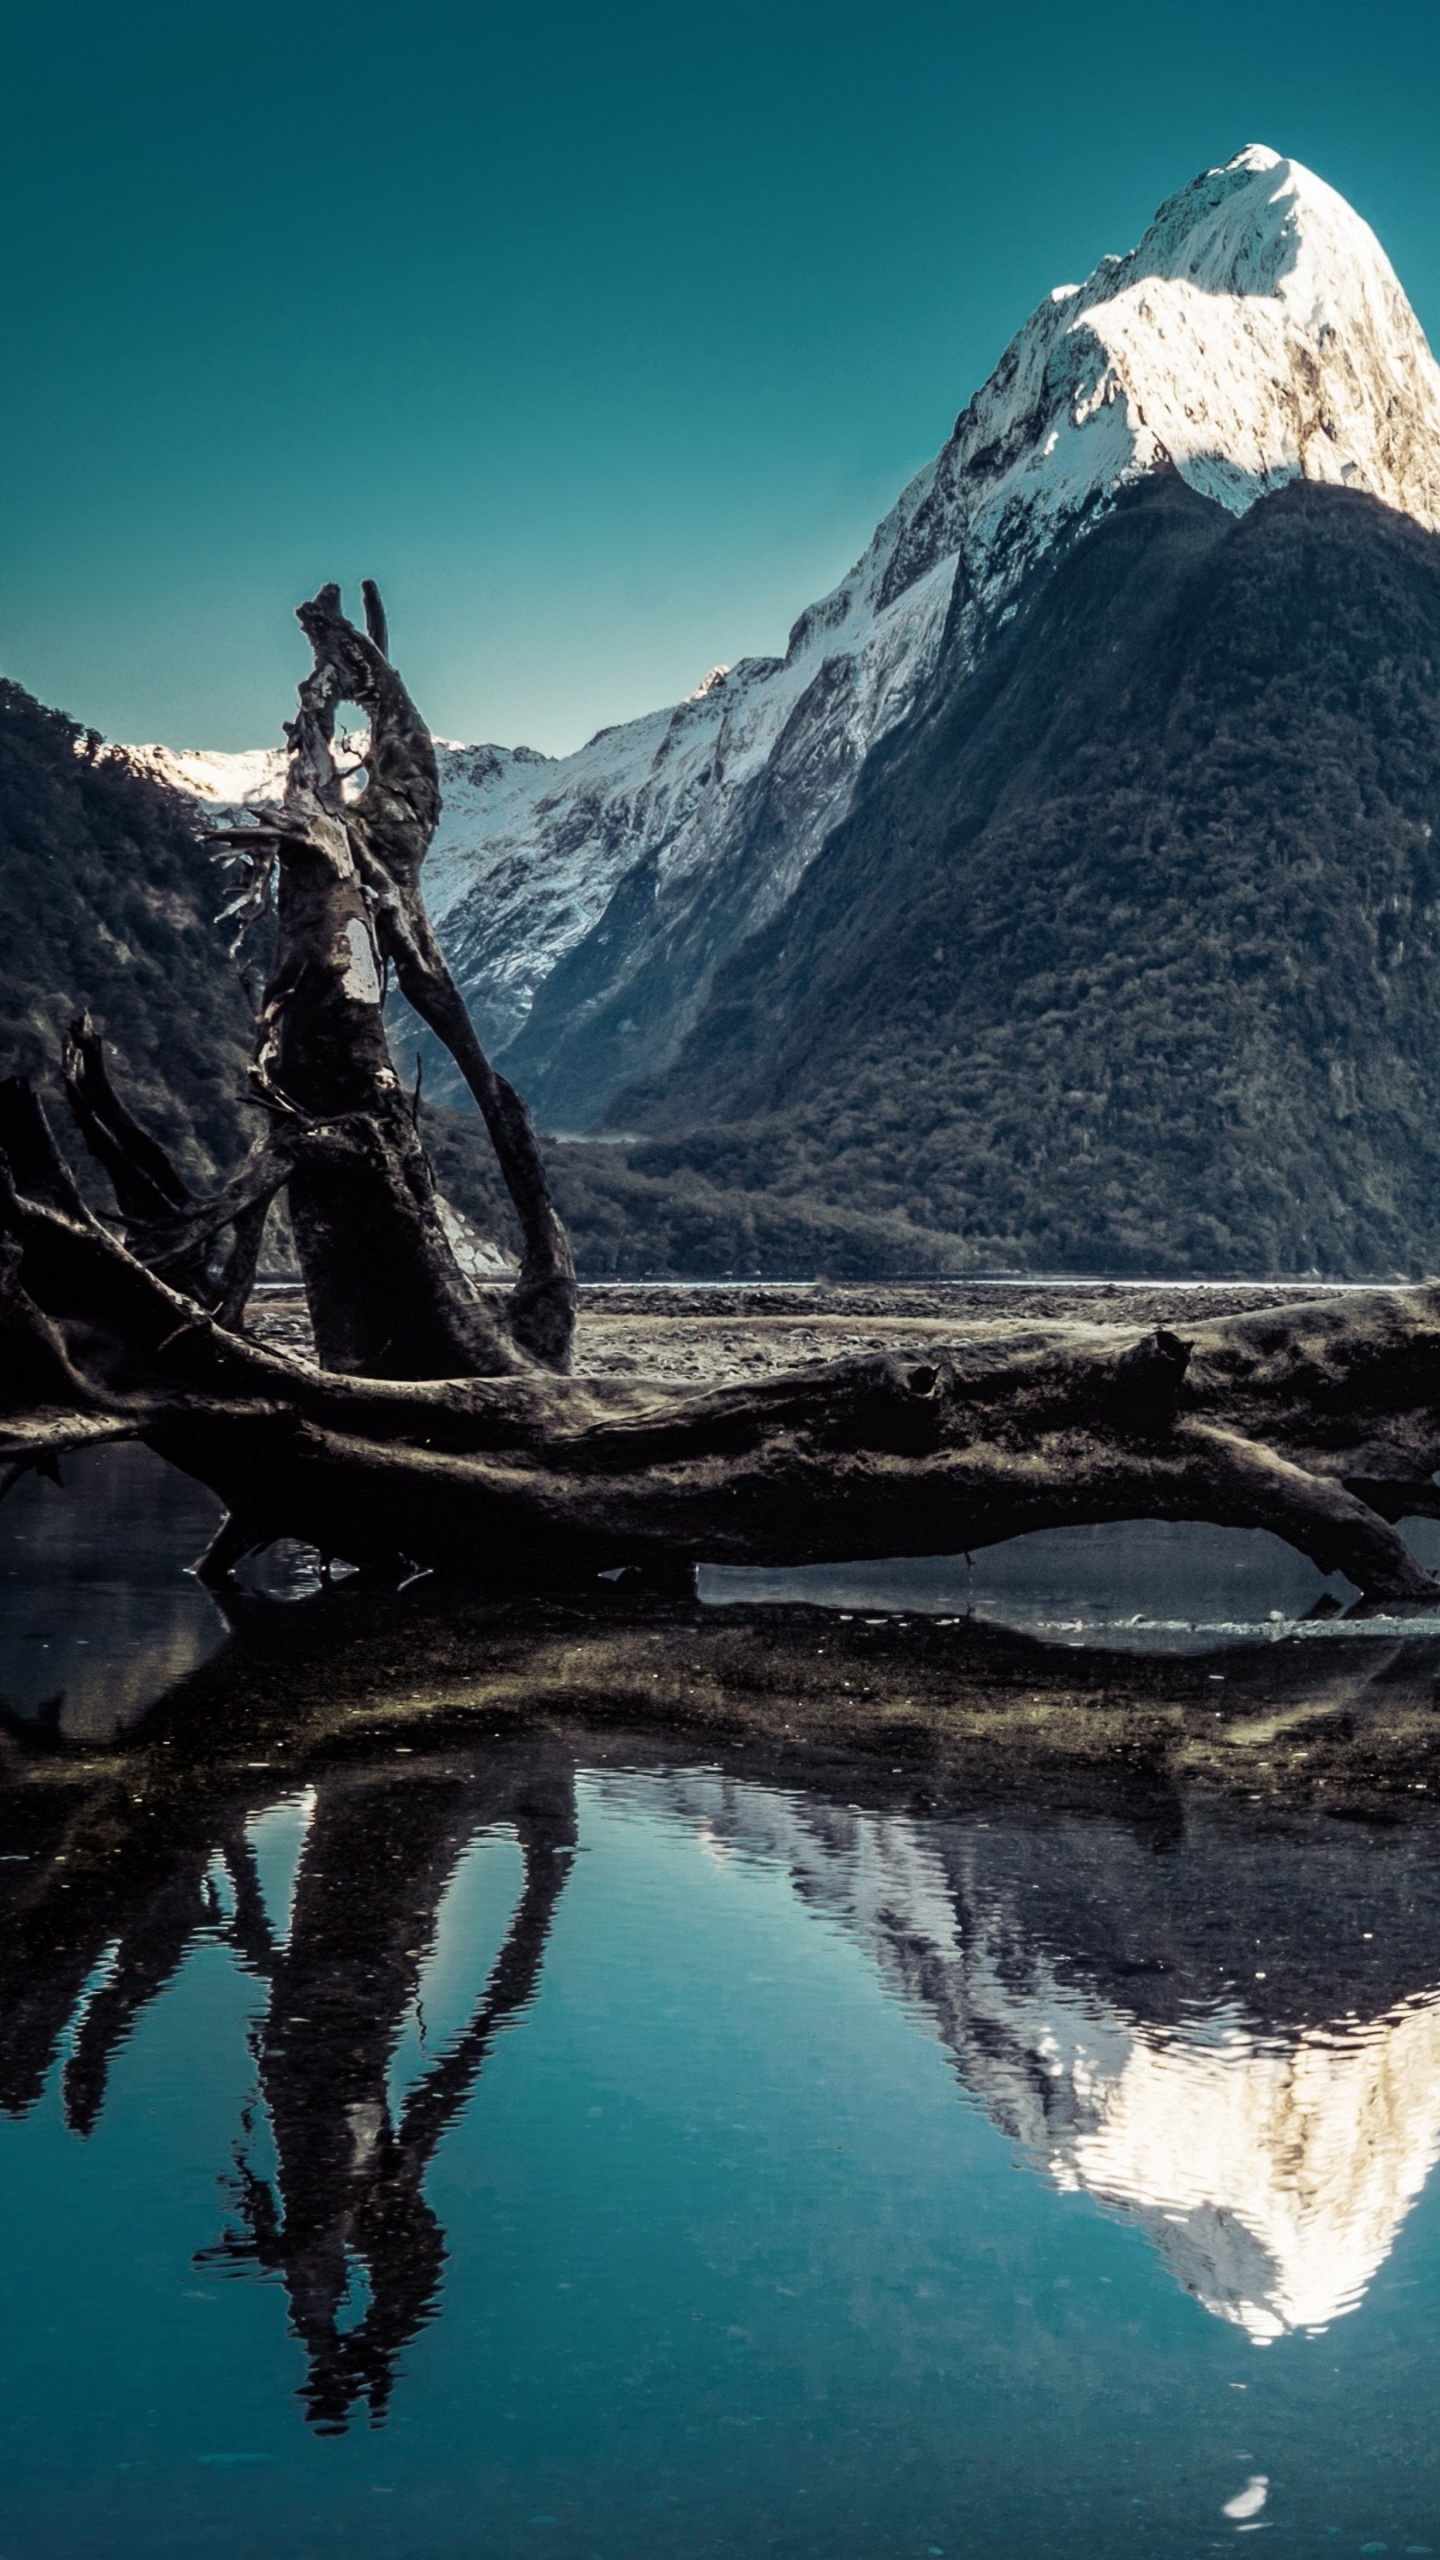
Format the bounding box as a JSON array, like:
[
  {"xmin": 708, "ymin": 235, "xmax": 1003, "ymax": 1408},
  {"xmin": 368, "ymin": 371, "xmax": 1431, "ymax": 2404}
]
[
  {"xmin": 130, "ymin": 148, "xmax": 1440, "ymax": 1122},
  {"xmin": 857, "ymin": 143, "xmax": 1440, "ymax": 635}
]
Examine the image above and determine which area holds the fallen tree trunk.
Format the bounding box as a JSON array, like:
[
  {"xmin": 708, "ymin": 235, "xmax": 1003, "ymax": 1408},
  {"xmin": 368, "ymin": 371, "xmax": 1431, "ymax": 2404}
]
[{"xmin": 5, "ymin": 1154, "xmax": 1440, "ymax": 1602}]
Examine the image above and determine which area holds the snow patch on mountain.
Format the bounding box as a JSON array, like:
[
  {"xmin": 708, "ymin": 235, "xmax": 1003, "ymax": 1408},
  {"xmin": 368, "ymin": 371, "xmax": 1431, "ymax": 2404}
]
[{"xmin": 117, "ymin": 742, "xmax": 291, "ymax": 808}]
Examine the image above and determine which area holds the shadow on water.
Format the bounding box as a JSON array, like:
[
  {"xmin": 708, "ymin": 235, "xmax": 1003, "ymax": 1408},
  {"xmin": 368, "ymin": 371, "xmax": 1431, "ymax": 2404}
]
[
  {"xmin": 9, "ymin": 1450, "xmax": 1440, "ymax": 2444},
  {"xmin": 0, "ymin": 1444, "xmax": 227, "ymax": 1741}
]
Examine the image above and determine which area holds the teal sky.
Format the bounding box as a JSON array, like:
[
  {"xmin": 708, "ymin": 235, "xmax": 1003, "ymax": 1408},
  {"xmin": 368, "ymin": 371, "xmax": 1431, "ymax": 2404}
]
[{"xmin": 3, "ymin": 0, "xmax": 1439, "ymax": 757}]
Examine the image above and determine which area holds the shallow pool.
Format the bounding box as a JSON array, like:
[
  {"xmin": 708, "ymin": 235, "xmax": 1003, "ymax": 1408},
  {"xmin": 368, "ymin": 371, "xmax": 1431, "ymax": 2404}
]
[{"xmin": 2, "ymin": 1451, "xmax": 1439, "ymax": 2556}]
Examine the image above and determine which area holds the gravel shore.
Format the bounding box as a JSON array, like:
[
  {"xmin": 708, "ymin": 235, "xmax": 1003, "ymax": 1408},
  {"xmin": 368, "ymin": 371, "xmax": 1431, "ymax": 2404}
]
[{"xmin": 250, "ymin": 1276, "xmax": 1389, "ymax": 1385}]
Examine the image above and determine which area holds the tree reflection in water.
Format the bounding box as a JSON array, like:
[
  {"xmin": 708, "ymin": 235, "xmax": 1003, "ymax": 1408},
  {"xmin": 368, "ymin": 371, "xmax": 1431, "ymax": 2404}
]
[
  {"xmin": 200, "ymin": 1764, "xmax": 575, "ymax": 2431},
  {"xmin": 0, "ymin": 1740, "xmax": 576, "ymax": 2433}
]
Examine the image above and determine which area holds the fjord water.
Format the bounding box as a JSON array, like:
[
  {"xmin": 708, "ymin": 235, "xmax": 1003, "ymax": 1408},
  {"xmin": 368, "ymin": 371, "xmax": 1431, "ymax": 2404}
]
[{"xmin": 3, "ymin": 1457, "xmax": 1440, "ymax": 2556}]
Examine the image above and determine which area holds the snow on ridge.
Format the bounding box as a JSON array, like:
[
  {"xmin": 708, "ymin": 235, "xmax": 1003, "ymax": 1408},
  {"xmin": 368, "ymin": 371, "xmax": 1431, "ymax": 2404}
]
[
  {"xmin": 128, "ymin": 147, "xmax": 1440, "ymax": 1097},
  {"xmin": 687, "ymin": 665, "xmax": 732, "ymax": 701},
  {"xmin": 847, "ymin": 143, "xmax": 1440, "ymax": 633},
  {"xmin": 114, "ymin": 742, "xmax": 290, "ymax": 806},
  {"xmin": 431, "ymin": 145, "xmax": 1440, "ymax": 1083}
]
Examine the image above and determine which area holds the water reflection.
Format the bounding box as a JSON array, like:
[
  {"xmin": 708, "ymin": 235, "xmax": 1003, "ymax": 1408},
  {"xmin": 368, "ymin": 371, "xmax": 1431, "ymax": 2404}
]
[
  {"xmin": 643, "ymin": 1772, "xmax": 1440, "ymax": 2341},
  {"xmin": 12, "ymin": 1447, "xmax": 1440, "ymax": 1764},
  {"xmin": 0, "ymin": 1740, "xmax": 577, "ymax": 2433},
  {"xmin": 702, "ymin": 1514, "xmax": 1440, "ymax": 1649},
  {"xmin": 0, "ymin": 1444, "xmax": 225, "ymax": 1739},
  {"xmin": 9, "ymin": 1445, "xmax": 1440, "ymax": 2479},
  {"xmin": 199, "ymin": 1759, "xmax": 576, "ymax": 2430},
  {"xmin": 1059, "ymin": 1995, "xmax": 1440, "ymax": 2337},
  {"xmin": 6, "ymin": 1709, "xmax": 1440, "ymax": 2437}
]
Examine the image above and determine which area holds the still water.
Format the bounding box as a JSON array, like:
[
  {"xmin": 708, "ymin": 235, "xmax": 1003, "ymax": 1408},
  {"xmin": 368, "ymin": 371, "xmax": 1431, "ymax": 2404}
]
[{"xmin": 2, "ymin": 1453, "xmax": 1440, "ymax": 2556}]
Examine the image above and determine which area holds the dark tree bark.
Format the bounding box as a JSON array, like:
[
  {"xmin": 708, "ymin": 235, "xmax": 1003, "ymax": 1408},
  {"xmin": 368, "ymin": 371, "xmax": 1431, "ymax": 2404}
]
[
  {"xmin": 304, "ymin": 583, "xmax": 575, "ymax": 1371},
  {"xmin": 217, "ymin": 581, "xmax": 574, "ymax": 1374},
  {"xmin": 222, "ymin": 592, "xmax": 533, "ymax": 1380},
  {"xmin": 15, "ymin": 576, "xmax": 569, "ymax": 1378},
  {"xmin": 60, "ymin": 1016, "xmax": 274, "ymax": 1317}
]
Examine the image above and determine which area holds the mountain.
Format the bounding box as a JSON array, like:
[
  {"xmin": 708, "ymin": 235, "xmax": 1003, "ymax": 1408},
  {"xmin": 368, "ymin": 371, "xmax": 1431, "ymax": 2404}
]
[
  {"xmin": 446, "ymin": 142, "xmax": 1440, "ymax": 1122},
  {"xmin": 622, "ymin": 473, "xmax": 1440, "ymax": 1274},
  {"xmin": 0, "ymin": 684, "xmax": 962, "ymax": 1275},
  {"xmin": 0, "ymin": 677, "xmax": 967, "ymax": 1274},
  {"xmin": 116, "ymin": 145, "xmax": 1440, "ymax": 1272},
  {"xmin": 493, "ymin": 142, "xmax": 1440, "ymax": 1135}
]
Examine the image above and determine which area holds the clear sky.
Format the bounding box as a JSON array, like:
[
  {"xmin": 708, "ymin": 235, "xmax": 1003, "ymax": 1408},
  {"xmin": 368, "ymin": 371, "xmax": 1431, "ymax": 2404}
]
[{"xmin": 3, "ymin": 0, "xmax": 1439, "ymax": 757}]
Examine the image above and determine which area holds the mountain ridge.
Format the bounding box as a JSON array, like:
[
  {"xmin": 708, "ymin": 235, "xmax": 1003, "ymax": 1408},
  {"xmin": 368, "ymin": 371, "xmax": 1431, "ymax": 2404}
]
[
  {"xmin": 43, "ymin": 144, "xmax": 1440, "ymax": 1278},
  {"xmin": 620, "ymin": 472, "xmax": 1440, "ymax": 1274}
]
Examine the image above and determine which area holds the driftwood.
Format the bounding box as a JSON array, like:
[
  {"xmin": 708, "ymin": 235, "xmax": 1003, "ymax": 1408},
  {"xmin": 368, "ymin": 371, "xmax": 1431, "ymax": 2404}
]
[
  {"xmin": 214, "ymin": 582, "xmax": 574, "ymax": 1374},
  {"xmin": 4, "ymin": 579, "xmax": 1440, "ymax": 1608},
  {"xmin": 4, "ymin": 1143, "xmax": 1440, "ymax": 1602},
  {"xmin": 61, "ymin": 1015, "xmax": 276, "ymax": 1325}
]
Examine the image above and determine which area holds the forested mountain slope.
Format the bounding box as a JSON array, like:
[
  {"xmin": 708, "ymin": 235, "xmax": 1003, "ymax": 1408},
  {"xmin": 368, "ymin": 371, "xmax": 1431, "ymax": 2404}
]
[
  {"xmin": 617, "ymin": 478, "xmax": 1440, "ymax": 1276},
  {"xmin": 129, "ymin": 147, "xmax": 1440, "ymax": 1142},
  {"xmin": 0, "ymin": 682, "xmax": 253, "ymax": 1183},
  {"xmin": 0, "ymin": 678, "xmax": 953, "ymax": 1275}
]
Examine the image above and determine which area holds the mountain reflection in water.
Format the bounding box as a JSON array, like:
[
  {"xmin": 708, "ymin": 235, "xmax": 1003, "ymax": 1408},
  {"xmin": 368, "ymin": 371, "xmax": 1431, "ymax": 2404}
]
[{"xmin": 646, "ymin": 1772, "xmax": 1440, "ymax": 2343}]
